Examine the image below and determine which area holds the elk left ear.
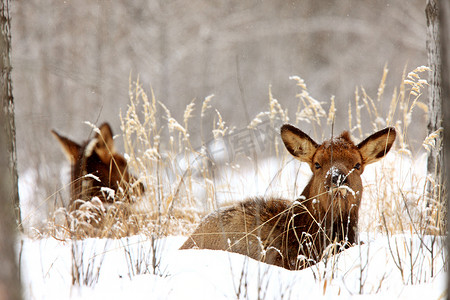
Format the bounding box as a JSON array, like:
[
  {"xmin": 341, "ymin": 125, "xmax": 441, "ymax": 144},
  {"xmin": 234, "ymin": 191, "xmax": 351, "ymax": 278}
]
[
  {"xmin": 94, "ymin": 123, "xmax": 116, "ymax": 164},
  {"xmin": 357, "ymin": 127, "xmax": 396, "ymax": 165},
  {"xmin": 51, "ymin": 130, "xmax": 81, "ymax": 164}
]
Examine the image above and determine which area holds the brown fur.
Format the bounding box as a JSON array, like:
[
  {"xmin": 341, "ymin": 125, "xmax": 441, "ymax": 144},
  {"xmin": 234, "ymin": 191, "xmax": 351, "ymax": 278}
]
[
  {"xmin": 180, "ymin": 124, "xmax": 396, "ymax": 270},
  {"xmin": 52, "ymin": 122, "xmax": 144, "ymax": 211}
]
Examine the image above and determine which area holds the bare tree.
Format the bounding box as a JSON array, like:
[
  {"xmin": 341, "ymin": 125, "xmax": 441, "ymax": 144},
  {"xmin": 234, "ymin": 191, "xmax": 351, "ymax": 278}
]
[
  {"xmin": 0, "ymin": 0, "xmax": 22, "ymax": 299},
  {"xmin": 0, "ymin": 0, "xmax": 19, "ymax": 227},
  {"xmin": 425, "ymin": 0, "xmax": 443, "ymax": 207}
]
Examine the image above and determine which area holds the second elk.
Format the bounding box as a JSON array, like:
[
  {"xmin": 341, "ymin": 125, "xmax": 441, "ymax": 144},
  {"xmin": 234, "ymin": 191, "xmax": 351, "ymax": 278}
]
[
  {"xmin": 181, "ymin": 124, "xmax": 396, "ymax": 270},
  {"xmin": 52, "ymin": 121, "xmax": 144, "ymax": 234}
]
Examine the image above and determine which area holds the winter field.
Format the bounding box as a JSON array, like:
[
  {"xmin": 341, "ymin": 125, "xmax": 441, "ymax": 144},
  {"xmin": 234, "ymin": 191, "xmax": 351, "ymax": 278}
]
[
  {"xmin": 19, "ymin": 233, "xmax": 446, "ymax": 299},
  {"xmin": 18, "ymin": 69, "xmax": 447, "ymax": 299}
]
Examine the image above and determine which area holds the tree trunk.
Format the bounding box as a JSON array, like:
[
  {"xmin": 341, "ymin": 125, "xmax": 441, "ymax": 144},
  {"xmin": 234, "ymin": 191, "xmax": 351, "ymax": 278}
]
[
  {"xmin": 0, "ymin": 0, "xmax": 20, "ymax": 229},
  {"xmin": 425, "ymin": 0, "xmax": 443, "ymax": 208},
  {"xmin": 439, "ymin": 1, "xmax": 450, "ymax": 299},
  {"xmin": 0, "ymin": 1, "xmax": 22, "ymax": 299},
  {"xmin": 437, "ymin": 0, "xmax": 449, "ymax": 286}
]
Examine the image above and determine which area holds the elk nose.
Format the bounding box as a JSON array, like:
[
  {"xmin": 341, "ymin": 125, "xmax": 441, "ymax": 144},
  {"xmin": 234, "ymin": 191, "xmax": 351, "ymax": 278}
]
[{"xmin": 331, "ymin": 171, "xmax": 347, "ymax": 186}]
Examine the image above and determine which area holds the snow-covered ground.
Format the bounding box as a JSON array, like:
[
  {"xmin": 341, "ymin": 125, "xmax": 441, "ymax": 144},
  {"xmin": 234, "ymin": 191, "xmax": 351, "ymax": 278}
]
[
  {"xmin": 20, "ymin": 234, "xmax": 446, "ymax": 299},
  {"xmin": 19, "ymin": 152, "xmax": 447, "ymax": 299}
]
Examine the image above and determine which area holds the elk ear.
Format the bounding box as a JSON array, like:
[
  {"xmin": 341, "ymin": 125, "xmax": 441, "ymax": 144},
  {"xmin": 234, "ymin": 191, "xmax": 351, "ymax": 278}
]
[
  {"xmin": 51, "ymin": 130, "xmax": 81, "ymax": 164},
  {"xmin": 281, "ymin": 124, "xmax": 318, "ymax": 163},
  {"xmin": 357, "ymin": 127, "xmax": 396, "ymax": 165},
  {"xmin": 94, "ymin": 123, "xmax": 116, "ymax": 164}
]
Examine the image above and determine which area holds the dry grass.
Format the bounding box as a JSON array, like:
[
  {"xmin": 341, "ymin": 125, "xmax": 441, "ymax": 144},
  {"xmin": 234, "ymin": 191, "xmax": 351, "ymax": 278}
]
[
  {"xmin": 39, "ymin": 65, "xmax": 445, "ymax": 289},
  {"xmin": 46, "ymin": 65, "xmax": 444, "ymax": 240}
]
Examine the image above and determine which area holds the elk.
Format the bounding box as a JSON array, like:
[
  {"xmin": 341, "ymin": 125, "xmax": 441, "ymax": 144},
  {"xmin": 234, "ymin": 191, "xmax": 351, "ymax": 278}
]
[
  {"xmin": 52, "ymin": 122, "xmax": 143, "ymax": 210},
  {"xmin": 180, "ymin": 124, "xmax": 396, "ymax": 270}
]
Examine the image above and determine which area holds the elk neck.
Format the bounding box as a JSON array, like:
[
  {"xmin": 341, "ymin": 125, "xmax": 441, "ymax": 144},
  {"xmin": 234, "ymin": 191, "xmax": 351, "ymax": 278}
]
[{"xmin": 292, "ymin": 176, "xmax": 360, "ymax": 245}]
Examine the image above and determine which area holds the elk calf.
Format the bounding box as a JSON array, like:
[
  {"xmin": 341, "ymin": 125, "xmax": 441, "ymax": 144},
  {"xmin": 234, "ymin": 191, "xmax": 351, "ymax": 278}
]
[
  {"xmin": 180, "ymin": 124, "xmax": 396, "ymax": 270},
  {"xmin": 52, "ymin": 122, "xmax": 143, "ymax": 210}
]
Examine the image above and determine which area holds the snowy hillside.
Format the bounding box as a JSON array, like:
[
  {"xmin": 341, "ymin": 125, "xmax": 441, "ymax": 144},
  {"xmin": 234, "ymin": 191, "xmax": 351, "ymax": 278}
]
[{"xmin": 20, "ymin": 234, "xmax": 445, "ymax": 299}]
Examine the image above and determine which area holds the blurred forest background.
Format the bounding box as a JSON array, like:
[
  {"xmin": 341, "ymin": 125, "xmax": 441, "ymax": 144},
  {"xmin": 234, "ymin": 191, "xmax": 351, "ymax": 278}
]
[{"xmin": 11, "ymin": 0, "xmax": 428, "ymax": 229}]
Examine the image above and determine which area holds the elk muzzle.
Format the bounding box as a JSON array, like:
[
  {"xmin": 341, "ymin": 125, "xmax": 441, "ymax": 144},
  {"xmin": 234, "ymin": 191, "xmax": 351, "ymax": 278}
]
[{"xmin": 326, "ymin": 166, "xmax": 354, "ymax": 198}]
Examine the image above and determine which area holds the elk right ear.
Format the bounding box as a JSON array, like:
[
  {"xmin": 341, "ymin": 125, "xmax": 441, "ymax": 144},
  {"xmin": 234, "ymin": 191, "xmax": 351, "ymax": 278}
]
[
  {"xmin": 94, "ymin": 123, "xmax": 116, "ymax": 164},
  {"xmin": 51, "ymin": 130, "xmax": 81, "ymax": 164},
  {"xmin": 281, "ymin": 124, "xmax": 318, "ymax": 163}
]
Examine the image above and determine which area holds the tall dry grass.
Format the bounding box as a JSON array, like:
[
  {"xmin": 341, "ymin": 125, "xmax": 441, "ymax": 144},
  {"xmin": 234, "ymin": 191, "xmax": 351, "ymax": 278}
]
[
  {"xmin": 50, "ymin": 65, "xmax": 444, "ymax": 238},
  {"xmin": 42, "ymin": 65, "xmax": 445, "ymax": 288}
]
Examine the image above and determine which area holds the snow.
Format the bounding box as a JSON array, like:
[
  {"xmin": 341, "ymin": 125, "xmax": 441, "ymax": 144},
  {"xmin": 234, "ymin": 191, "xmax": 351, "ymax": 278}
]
[{"xmin": 20, "ymin": 234, "xmax": 446, "ymax": 299}]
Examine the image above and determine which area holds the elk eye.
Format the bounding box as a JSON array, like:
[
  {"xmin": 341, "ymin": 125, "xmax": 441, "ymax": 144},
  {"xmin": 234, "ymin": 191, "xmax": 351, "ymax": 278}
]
[
  {"xmin": 354, "ymin": 163, "xmax": 361, "ymax": 170},
  {"xmin": 314, "ymin": 162, "xmax": 321, "ymax": 169}
]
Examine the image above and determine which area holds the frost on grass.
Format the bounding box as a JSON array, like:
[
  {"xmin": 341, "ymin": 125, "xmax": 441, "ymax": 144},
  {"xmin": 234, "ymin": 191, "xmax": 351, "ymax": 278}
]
[{"xmin": 83, "ymin": 173, "xmax": 101, "ymax": 182}]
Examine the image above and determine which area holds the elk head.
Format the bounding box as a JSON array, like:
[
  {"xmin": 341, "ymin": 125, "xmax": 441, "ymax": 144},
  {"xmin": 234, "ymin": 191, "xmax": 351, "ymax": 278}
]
[
  {"xmin": 281, "ymin": 124, "xmax": 396, "ymax": 222},
  {"xmin": 52, "ymin": 122, "xmax": 144, "ymax": 208}
]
